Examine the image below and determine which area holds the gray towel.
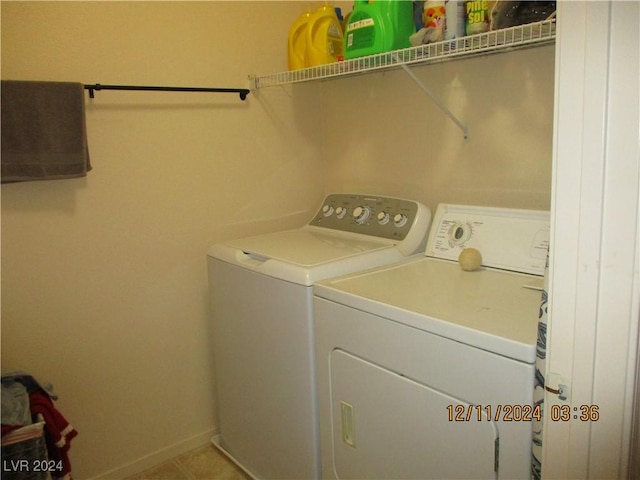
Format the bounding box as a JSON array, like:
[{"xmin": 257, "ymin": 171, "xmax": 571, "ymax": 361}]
[{"xmin": 1, "ymin": 80, "xmax": 91, "ymax": 183}]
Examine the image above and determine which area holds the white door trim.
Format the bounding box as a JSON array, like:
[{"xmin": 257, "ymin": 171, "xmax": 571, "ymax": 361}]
[{"xmin": 545, "ymin": 1, "xmax": 640, "ymax": 478}]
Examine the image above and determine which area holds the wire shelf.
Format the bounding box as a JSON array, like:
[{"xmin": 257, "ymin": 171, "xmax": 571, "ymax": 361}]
[{"xmin": 252, "ymin": 19, "xmax": 556, "ymax": 89}]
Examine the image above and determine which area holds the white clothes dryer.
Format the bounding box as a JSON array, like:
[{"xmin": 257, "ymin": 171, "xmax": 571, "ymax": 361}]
[
  {"xmin": 207, "ymin": 194, "xmax": 431, "ymax": 480},
  {"xmin": 313, "ymin": 204, "xmax": 550, "ymax": 479}
]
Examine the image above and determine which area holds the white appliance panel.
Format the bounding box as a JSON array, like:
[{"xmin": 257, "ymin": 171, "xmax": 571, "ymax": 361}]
[
  {"xmin": 314, "ymin": 298, "xmax": 535, "ymax": 479},
  {"xmin": 330, "ymin": 350, "xmax": 498, "ymax": 480},
  {"xmin": 210, "ymin": 259, "xmax": 318, "ymax": 479},
  {"xmin": 426, "ymin": 204, "xmax": 550, "ymax": 275},
  {"xmin": 314, "ymin": 257, "xmax": 542, "ymax": 362}
]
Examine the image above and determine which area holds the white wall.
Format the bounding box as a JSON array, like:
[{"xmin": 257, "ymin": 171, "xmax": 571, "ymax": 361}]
[
  {"xmin": 1, "ymin": 2, "xmax": 325, "ymax": 478},
  {"xmin": 321, "ymin": 45, "xmax": 555, "ymax": 214},
  {"xmin": 1, "ymin": 1, "xmax": 554, "ymax": 478}
]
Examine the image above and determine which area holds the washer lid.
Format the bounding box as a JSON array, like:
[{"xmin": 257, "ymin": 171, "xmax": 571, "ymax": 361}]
[
  {"xmin": 208, "ymin": 227, "xmax": 409, "ymax": 286},
  {"xmin": 314, "ymin": 257, "xmax": 542, "ymax": 363},
  {"xmin": 224, "ymin": 227, "xmax": 394, "ymax": 267}
]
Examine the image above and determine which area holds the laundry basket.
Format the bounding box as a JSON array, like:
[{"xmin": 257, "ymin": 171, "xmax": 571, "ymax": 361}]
[{"xmin": 1, "ymin": 417, "xmax": 51, "ymax": 480}]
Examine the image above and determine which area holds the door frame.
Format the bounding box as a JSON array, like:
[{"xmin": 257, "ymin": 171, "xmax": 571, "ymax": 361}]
[{"xmin": 544, "ymin": 1, "xmax": 640, "ymax": 478}]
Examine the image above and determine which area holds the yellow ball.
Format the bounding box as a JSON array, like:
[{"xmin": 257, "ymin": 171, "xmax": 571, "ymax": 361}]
[{"xmin": 458, "ymin": 248, "xmax": 482, "ymax": 271}]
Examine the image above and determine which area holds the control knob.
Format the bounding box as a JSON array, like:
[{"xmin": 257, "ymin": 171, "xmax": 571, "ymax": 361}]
[
  {"xmin": 394, "ymin": 213, "xmax": 408, "ymax": 228},
  {"xmin": 322, "ymin": 205, "xmax": 334, "ymax": 217},
  {"xmin": 352, "ymin": 206, "xmax": 371, "ymax": 225},
  {"xmin": 335, "ymin": 206, "xmax": 347, "ymax": 219},
  {"xmin": 449, "ymin": 222, "xmax": 472, "ymax": 245},
  {"xmin": 377, "ymin": 211, "xmax": 390, "ymax": 225}
]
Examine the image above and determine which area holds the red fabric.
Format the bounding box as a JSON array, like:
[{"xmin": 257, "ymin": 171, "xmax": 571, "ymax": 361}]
[{"xmin": 29, "ymin": 391, "xmax": 78, "ymax": 477}]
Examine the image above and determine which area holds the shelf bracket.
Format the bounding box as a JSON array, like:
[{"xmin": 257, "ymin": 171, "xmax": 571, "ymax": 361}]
[{"xmin": 394, "ymin": 56, "xmax": 469, "ymax": 140}]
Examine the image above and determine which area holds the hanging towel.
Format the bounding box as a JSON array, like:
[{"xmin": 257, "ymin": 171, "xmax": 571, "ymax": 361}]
[{"xmin": 1, "ymin": 80, "xmax": 91, "ymax": 183}]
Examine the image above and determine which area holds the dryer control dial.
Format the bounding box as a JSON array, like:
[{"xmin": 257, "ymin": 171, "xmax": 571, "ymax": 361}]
[
  {"xmin": 448, "ymin": 222, "xmax": 473, "ymax": 246},
  {"xmin": 353, "ymin": 206, "xmax": 371, "ymax": 224},
  {"xmin": 335, "ymin": 206, "xmax": 347, "ymax": 219}
]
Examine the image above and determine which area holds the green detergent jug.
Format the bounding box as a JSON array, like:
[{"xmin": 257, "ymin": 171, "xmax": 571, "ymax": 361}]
[{"xmin": 344, "ymin": 0, "xmax": 415, "ymax": 59}]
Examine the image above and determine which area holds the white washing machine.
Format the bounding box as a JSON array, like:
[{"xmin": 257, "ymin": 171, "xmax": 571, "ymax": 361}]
[
  {"xmin": 313, "ymin": 204, "xmax": 550, "ymax": 479},
  {"xmin": 207, "ymin": 193, "xmax": 431, "ymax": 480}
]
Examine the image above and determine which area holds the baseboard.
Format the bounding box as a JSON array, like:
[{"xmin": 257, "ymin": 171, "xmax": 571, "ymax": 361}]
[
  {"xmin": 211, "ymin": 434, "xmax": 258, "ymax": 480},
  {"xmin": 89, "ymin": 427, "xmax": 216, "ymax": 480}
]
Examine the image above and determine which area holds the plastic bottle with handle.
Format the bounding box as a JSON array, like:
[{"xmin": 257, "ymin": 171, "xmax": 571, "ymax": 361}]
[
  {"xmin": 305, "ymin": 2, "xmax": 344, "ymax": 67},
  {"xmin": 287, "ymin": 4, "xmax": 313, "ymax": 70}
]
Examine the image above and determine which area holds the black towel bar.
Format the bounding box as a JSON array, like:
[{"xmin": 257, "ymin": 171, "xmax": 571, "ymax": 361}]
[{"xmin": 84, "ymin": 84, "xmax": 250, "ymax": 100}]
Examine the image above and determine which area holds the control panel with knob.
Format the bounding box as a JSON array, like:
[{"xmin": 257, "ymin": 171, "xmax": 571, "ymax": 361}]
[
  {"xmin": 309, "ymin": 194, "xmax": 428, "ymax": 242},
  {"xmin": 425, "ymin": 203, "xmax": 550, "ymax": 275}
]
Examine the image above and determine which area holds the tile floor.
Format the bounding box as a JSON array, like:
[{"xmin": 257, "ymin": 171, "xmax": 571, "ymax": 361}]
[{"xmin": 125, "ymin": 443, "xmax": 251, "ymax": 480}]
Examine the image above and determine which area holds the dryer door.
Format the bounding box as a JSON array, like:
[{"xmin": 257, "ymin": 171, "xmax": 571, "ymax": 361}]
[{"xmin": 330, "ymin": 350, "xmax": 498, "ymax": 479}]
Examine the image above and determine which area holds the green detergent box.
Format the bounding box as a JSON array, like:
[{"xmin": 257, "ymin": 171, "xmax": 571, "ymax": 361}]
[{"xmin": 344, "ymin": 0, "xmax": 415, "ymax": 59}]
